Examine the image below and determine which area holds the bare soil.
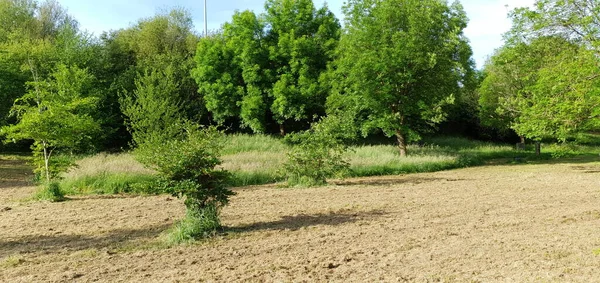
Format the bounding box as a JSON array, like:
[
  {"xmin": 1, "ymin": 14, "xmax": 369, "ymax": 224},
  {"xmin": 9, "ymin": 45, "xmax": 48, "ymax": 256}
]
[{"xmin": 2, "ymin": 156, "xmax": 600, "ymax": 282}]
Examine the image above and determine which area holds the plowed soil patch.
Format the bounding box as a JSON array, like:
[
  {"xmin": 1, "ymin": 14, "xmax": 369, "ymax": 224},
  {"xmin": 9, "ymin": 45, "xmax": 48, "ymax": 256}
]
[{"xmin": 2, "ymin": 160, "xmax": 600, "ymax": 282}]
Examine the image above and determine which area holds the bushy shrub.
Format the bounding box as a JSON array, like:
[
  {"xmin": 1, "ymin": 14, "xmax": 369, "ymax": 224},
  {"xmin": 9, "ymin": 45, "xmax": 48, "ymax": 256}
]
[
  {"xmin": 135, "ymin": 124, "xmax": 234, "ymax": 240},
  {"xmin": 283, "ymin": 114, "xmax": 356, "ymax": 187}
]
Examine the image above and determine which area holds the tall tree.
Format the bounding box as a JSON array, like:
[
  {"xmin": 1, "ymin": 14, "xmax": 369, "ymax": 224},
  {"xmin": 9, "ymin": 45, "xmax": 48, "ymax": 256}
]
[
  {"xmin": 114, "ymin": 9, "xmax": 203, "ymax": 127},
  {"xmin": 329, "ymin": 0, "xmax": 473, "ymax": 156},
  {"xmin": 193, "ymin": 0, "xmax": 340, "ymax": 134},
  {"xmin": 493, "ymin": 1, "xmax": 600, "ymax": 142}
]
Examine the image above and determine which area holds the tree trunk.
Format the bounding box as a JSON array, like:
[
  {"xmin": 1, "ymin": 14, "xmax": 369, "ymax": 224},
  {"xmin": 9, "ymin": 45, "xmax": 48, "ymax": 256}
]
[
  {"xmin": 535, "ymin": 141, "xmax": 541, "ymax": 156},
  {"xmin": 520, "ymin": 136, "xmax": 525, "ymax": 144},
  {"xmin": 279, "ymin": 124, "xmax": 286, "ymax": 136},
  {"xmin": 42, "ymin": 141, "xmax": 50, "ymax": 183},
  {"xmin": 395, "ymin": 130, "xmax": 407, "ymax": 157}
]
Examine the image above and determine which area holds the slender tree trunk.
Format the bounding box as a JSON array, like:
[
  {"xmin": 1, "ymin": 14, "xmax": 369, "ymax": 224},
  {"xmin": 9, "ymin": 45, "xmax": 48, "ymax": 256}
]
[
  {"xmin": 395, "ymin": 130, "xmax": 407, "ymax": 157},
  {"xmin": 42, "ymin": 141, "xmax": 50, "ymax": 183},
  {"xmin": 279, "ymin": 124, "xmax": 285, "ymax": 136},
  {"xmin": 520, "ymin": 136, "xmax": 525, "ymax": 144},
  {"xmin": 535, "ymin": 141, "xmax": 541, "ymax": 156}
]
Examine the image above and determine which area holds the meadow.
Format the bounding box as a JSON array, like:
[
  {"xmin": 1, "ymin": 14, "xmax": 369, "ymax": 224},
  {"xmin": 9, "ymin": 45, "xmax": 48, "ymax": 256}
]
[{"xmin": 52, "ymin": 135, "xmax": 600, "ymax": 196}]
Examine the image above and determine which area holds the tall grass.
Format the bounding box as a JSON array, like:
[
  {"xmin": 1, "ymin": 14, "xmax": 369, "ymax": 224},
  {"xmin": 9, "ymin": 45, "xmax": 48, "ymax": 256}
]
[
  {"xmin": 58, "ymin": 153, "xmax": 160, "ymax": 195},
  {"xmin": 221, "ymin": 134, "xmax": 287, "ymax": 186},
  {"xmin": 54, "ymin": 135, "xmax": 600, "ymax": 194}
]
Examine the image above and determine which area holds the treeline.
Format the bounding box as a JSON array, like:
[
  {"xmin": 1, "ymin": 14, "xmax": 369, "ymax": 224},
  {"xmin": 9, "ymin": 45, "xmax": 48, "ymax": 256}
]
[{"xmin": 1, "ymin": 0, "xmax": 599, "ymax": 157}]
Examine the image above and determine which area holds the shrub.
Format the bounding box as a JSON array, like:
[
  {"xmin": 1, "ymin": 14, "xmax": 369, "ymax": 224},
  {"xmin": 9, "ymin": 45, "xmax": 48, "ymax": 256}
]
[
  {"xmin": 135, "ymin": 124, "xmax": 234, "ymax": 239},
  {"xmin": 35, "ymin": 182, "xmax": 65, "ymax": 202},
  {"xmin": 283, "ymin": 114, "xmax": 355, "ymax": 187}
]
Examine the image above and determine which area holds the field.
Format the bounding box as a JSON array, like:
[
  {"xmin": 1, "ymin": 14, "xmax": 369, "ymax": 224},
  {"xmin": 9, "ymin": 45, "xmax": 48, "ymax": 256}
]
[{"xmin": 2, "ymin": 154, "xmax": 600, "ymax": 282}]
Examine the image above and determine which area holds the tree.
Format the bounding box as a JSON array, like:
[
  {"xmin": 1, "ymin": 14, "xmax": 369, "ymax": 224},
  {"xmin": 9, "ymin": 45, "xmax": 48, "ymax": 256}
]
[
  {"xmin": 192, "ymin": 0, "xmax": 340, "ymax": 134},
  {"xmin": 329, "ymin": 0, "xmax": 473, "ymax": 156},
  {"xmin": 479, "ymin": 36, "xmax": 583, "ymax": 142},
  {"xmin": 509, "ymin": 0, "xmax": 600, "ymax": 53},
  {"xmin": 120, "ymin": 66, "xmax": 184, "ymax": 146},
  {"xmin": 512, "ymin": 44, "xmax": 600, "ymax": 142},
  {"xmin": 490, "ymin": 1, "xmax": 600, "ymax": 142},
  {"xmin": 264, "ymin": 0, "xmax": 341, "ymax": 135},
  {"xmin": 1, "ymin": 64, "xmax": 101, "ymax": 181},
  {"xmin": 121, "ymin": 66, "xmax": 233, "ymax": 241},
  {"xmin": 113, "ymin": 8, "xmax": 203, "ymax": 127}
]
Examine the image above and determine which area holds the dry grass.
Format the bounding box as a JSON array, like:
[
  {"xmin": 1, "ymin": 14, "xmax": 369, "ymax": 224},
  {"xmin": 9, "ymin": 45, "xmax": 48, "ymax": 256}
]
[{"xmin": 61, "ymin": 153, "xmax": 155, "ymax": 179}]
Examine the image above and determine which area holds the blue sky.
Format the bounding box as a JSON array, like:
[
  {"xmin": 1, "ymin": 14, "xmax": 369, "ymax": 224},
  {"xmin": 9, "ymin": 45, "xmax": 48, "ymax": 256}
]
[{"xmin": 56, "ymin": 0, "xmax": 534, "ymax": 68}]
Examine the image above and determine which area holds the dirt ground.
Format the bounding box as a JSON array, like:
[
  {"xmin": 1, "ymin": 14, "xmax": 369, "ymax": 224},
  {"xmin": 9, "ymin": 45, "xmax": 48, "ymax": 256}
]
[{"xmin": 2, "ymin": 157, "xmax": 600, "ymax": 282}]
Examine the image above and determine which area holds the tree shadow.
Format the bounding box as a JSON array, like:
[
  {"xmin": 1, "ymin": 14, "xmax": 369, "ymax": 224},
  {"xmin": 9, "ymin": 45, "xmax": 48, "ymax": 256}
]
[
  {"xmin": 228, "ymin": 209, "xmax": 386, "ymax": 233},
  {"xmin": 331, "ymin": 176, "xmax": 454, "ymax": 187},
  {"xmin": 0, "ymin": 157, "xmax": 33, "ymax": 189},
  {"xmin": 0, "ymin": 223, "xmax": 170, "ymax": 258}
]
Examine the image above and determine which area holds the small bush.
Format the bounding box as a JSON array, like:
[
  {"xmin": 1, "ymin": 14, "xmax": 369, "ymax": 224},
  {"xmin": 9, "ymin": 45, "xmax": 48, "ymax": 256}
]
[
  {"xmin": 35, "ymin": 182, "xmax": 65, "ymax": 202},
  {"xmin": 283, "ymin": 114, "xmax": 355, "ymax": 187}
]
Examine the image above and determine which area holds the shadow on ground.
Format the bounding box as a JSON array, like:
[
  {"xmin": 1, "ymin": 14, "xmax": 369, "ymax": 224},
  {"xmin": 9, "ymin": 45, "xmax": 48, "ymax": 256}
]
[
  {"xmin": 0, "ymin": 223, "xmax": 171, "ymax": 258},
  {"xmin": 229, "ymin": 209, "xmax": 386, "ymax": 233},
  {"xmin": 331, "ymin": 176, "xmax": 457, "ymax": 187},
  {"xmin": 0, "ymin": 157, "xmax": 33, "ymax": 189}
]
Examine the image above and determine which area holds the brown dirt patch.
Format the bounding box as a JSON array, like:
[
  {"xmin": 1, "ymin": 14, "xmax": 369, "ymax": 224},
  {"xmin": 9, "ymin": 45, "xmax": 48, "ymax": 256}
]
[{"xmin": 2, "ymin": 162, "xmax": 600, "ymax": 282}]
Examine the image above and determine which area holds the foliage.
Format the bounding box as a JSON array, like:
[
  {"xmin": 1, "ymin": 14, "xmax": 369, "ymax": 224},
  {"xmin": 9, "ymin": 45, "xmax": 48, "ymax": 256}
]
[
  {"xmin": 283, "ymin": 113, "xmax": 355, "ymax": 187},
  {"xmin": 329, "ymin": 0, "xmax": 474, "ymax": 156},
  {"xmin": 508, "ymin": 0, "xmax": 600, "ymax": 53},
  {"xmin": 120, "ymin": 66, "xmax": 184, "ymax": 146},
  {"xmin": 512, "ymin": 46, "xmax": 600, "ymax": 142},
  {"xmin": 135, "ymin": 125, "xmax": 234, "ymax": 212},
  {"xmin": 1, "ymin": 64, "xmax": 101, "ymax": 181},
  {"xmin": 482, "ymin": 1, "xmax": 600, "ymax": 142},
  {"xmin": 192, "ymin": 0, "xmax": 340, "ymax": 134},
  {"xmin": 165, "ymin": 203, "xmax": 221, "ymax": 244},
  {"xmin": 34, "ymin": 181, "xmax": 65, "ymax": 202}
]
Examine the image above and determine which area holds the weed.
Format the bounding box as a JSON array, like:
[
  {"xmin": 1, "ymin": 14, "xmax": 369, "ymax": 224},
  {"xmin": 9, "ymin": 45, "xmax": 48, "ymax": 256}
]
[
  {"xmin": 34, "ymin": 182, "xmax": 65, "ymax": 202},
  {"xmin": 2, "ymin": 254, "xmax": 25, "ymax": 268},
  {"xmin": 165, "ymin": 204, "xmax": 221, "ymax": 244}
]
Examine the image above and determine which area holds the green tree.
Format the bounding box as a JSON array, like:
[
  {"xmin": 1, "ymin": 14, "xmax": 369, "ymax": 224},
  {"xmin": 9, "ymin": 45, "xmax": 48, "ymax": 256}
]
[
  {"xmin": 493, "ymin": 1, "xmax": 600, "ymax": 142},
  {"xmin": 193, "ymin": 0, "xmax": 340, "ymax": 134},
  {"xmin": 121, "ymin": 67, "xmax": 233, "ymax": 242},
  {"xmin": 509, "ymin": 0, "xmax": 600, "ymax": 53},
  {"xmin": 512, "ymin": 44, "xmax": 600, "ymax": 142},
  {"xmin": 1, "ymin": 64, "xmax": 101, "ymax": 181},
  {"xmin": 329, "ymin": 0, "xmax": 473, "ymax": 156}
]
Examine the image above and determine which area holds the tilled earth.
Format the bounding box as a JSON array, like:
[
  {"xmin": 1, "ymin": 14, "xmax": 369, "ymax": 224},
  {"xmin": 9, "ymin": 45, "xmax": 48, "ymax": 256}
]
[{"xmin": 1, "ymin": 157, "xmax": 600, "ymax": 282}]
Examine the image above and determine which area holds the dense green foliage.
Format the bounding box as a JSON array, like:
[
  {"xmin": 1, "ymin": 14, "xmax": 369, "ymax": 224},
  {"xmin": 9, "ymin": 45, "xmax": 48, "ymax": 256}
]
[
  {"xmin": 283, "ymin": 113, "xmax": 355, "ymax": 186},
  {"xmin": 329, "ymin": 0, "xmax": 474, "ymax": 156},
  {"xmin": 192, "ymin": 0, "xmax": 340, "ymax": 134},
  {"xmin": 480, "ymin": 0, "xmax": 600, "ymax": 144}
]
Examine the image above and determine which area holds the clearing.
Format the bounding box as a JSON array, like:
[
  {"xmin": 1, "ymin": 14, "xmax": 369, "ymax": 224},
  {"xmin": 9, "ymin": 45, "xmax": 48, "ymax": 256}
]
[{"xmin": 1, "ymin": 157, "xmax": 600, "ymax": 282}]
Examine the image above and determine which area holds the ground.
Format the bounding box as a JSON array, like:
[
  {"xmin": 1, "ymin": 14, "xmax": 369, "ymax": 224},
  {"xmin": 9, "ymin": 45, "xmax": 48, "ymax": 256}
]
[{"xmin": 1, "ymin": 157, "xmax": 600, "ymax": 282}]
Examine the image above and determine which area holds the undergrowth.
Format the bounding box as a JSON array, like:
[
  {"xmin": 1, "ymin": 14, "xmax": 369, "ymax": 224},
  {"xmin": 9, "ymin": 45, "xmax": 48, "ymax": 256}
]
[{"xmin": 47, "ymin": 135, "xmax": 600, "ymax": 194}]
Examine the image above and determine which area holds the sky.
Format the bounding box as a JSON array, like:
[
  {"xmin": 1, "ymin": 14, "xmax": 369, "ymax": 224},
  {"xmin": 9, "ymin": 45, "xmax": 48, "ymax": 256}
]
[{"xmin": 56, "ymin": 0, "xmax": 535, "ymax": 69}]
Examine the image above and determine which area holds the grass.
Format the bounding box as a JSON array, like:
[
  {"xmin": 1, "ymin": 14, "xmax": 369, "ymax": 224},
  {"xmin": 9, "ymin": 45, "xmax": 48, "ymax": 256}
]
[
  {"xmin": 1, "ymin": 254, "xmax": 25, "ymax": 268},
  {"xmin": 34, "ymin": 182, "xmax": 66, "ymax": 202},
  {"xmin": 47, "ymin": 135, "xmax": 600, "ymax": 195},
  {"xmin": 221, "ymin": 134, "xmax": 287, "ymax": 186},
  {"xmin": 57, "ymin": 153, "xmax": 160, "ymax": 196},
  {"xmin": 164, "ymin": 205, "xmax": 221, "ymax": 245}
]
